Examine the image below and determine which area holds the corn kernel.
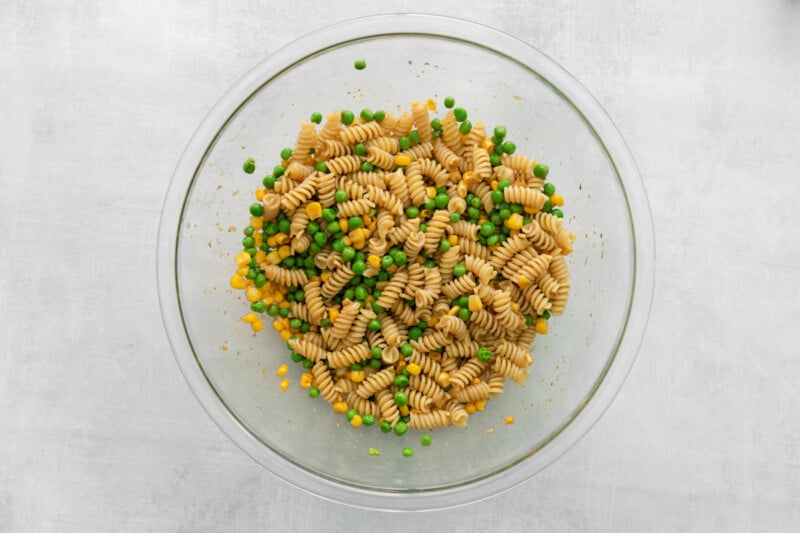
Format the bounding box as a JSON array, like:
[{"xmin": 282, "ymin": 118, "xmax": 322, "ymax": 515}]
[
  {"xmin": 236, "ymin": 265, "xmax": 250, "ymax": 276},
  {"xmin": 462, "ymin": 171, "xmax": 474, "ymax": 183},
  {"xmin": 364, "ymin": 295, "xmax": 374, "ymax": 304},
  {"xmin": 505, "ymin": 213, "xmax": 524, "ymax": 230},
  {"xmin": 510, "ymin": 302, "xmax": 520, "ymax": 313},
  {"xmin": 471, "ymin": 377, "xmax": 481, "ymax": 385},
  {"xmin": 426, "ymin": 186, "xmax": 437, "ymax": 199},
  {"xmin": 475, "ymin": 399, "xmax": 487, "ymax": 411},
  {"xmin": 235, "ymin": 251, "xmax": 252, "ymax": 266},
  {"xmin": 333, "ymin": 401, "xmax": 348, "ymax": 414},
  {"xmin": 278, "ymin": 301, "xmax": 291, "ymax": 309},
  {"xmin": 406, "ymin": 363, "xmax": 421, "ymax": 376},
  {"xmin": 386, "ymin": 264, "xmax": 398, "ymax": 273},
  {"xmin": 276, "ymin": 364, "xmax": 289, "ymax": 376},
  {"xmin": 399, "ymin": 405, "xmax": 410, "ymax": 416},
  {"xmin": 245, "ymin": 287, "xmax": 262, "ymax": 302},
  {"xmin": 448, "ymin": 305, "xmax": 461, "ymax": 316},
  {"xmin": 504, "ymin": 416, "xmax": 515, "ymax": 425},
  {"xmin": 253, "ymin": 233, "xmax": 263, "ymax": 247},
  {"xmin": 562, "ymin": 246, "xmax": 573, "ymax": 255},
  {"xmin": 362, "ymin": 214, "xmax": 372, "ymax": 226},
  {"xmin": 278, "ymin": 245, "xmax": 292, "ymax": 259},
  {"xmin": 279, "ymin": 378, "xmax": 290, "ymax": 391},
  {"xmin": 395, "ymin": 155, "xmax": 412, "ymax": 167},
  {"xmin": 272, "ymin": 292, "xmax": 284, "ymax": 303},
  {"xmin": 342, "ymin": 236, "xmax": 352, "ymax": 246},
  {"xmin": 416, "ymin": 256, "xmax": 426, "ymax": 265},
  {"xmin": 272, "ymin": 318, "xmax": 284, "ymax": 332},
  {"xmin": 481, "ymin": 138, "xmax": 494, "ymax": 152},
  {"xmin": 468, "ymin": 294, "xmax": 483, "ymax": 312},
  {"xmin": 490, "ymin": 180, "xmax": 498, "ymax": 191},
  {"xmin": 429, "ymin": 352, "xmax": 442, "ymax": 362},
  {"xmin": 426, "ymin": 98, "xmax": 437, "ymax": 111},
  {"xmin": 280, "ymin": 329, "xmax": 292, "ymax": 342},
  {"xmin": 350, "ymin": 228, "xmax": 367, "ymax": 242},
  {"xmin": 300, "ymin": 372, "xmax": 313, "ymax": 388},
  {"xmin": 305, "ymin": 201, "xmax": 323, "ymax": 219},
  {"xmin": 320, "ymin": 271, "xmax": 331, "ymax": 282},
  {"xmin": 367, "ymin": 255, "xmax": 382, "ymax": 269},
  {"xmin": 517, "ymin": 275, "xmax": 531, "ymax": 288},
  {"xmin": 447, "ymin": 234, "xmax": 458, "ymax": 246},
  {"xmin": 350, "ymin": 414, "xmax": 363, "ymax": 428},
  {"xmin": 338, "ymin": 218, "xmax": 349, "ymax": 233},
  {"xmin": 550, "ymin": 194, "xmax": 564, "ymax": 207},
  {"xmin": 428, "ymin": 317, "xmax": 438, "ymax": 327},
  {"xmin": 241, "ymin": 313, "xmax": 258, "ymax": 323},
  {"xmin": 437, "ymin": 372, "xmax": 451, "ymax": 387},
  {"xmin": 328, "ymin": 308, "xmax": 339, "ymax": 322},
  {"xmin": 230, "ymin": 275, "xmax": 247, "ymax": 289},
  {"xmin": 352, "ymin": 239, "xmax": 366, "ymax": 250},
  {"xmin": 251, "ymin": 320, "xmax": 264, "ymax": 332},
  {"xmin": 535, "ymin": 317, "xmax": 549, "ymax": 334},
  {"xmin": 464, "ymin": 402, "xmax": 477, "ymax": 414},
  {"xmin": 266, "ymin": 235, "xmax": 278, "ymax": 248},
  {"xmin": 274, "ymin": 233, "xmax": 289, "ymax": 245},
  {"xmin": 254, "ymin": 250, "xmax": 266, "ymax": 264},
  {"xmin": 249, "ymin": 216, "xmax": 263, "ymax": 230},
  {"xmin": 523, "ymin": 205, "xmax": 538, "ymax": 214},
  {"xmin": 255, "ymin": 188, "xmax": 266, "ymax": 201},
  {"xmin": 350, "ymin": 370, "xmax": 365, "ymax": 382}
]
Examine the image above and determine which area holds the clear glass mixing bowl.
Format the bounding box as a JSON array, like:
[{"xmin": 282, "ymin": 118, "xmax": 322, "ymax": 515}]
[{"xmin": 157, "ymin": 14, "xmax": 654, "ymax": 511}]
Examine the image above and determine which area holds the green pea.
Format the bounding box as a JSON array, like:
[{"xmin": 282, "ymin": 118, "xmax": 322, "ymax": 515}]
[
  {"xmin": 316, "ymin": 161, "xmax": 328, "ymax": 173},
  {"xmin": 533, "ymin": 163, "xmax": 549, "ymax": 178},
  {"xmin": 273, "ymin": 164, "xmax": 285, "ymax": 177},
  {"xmin": 393, "ymin": 251, "xmax": 407, "ymax": 266},
  {"xmin": 305, "ymin": 268, "xmax": 316, "ymax": 279},
  {"xmin": 331, "ymin": 239, "xmax": 345, "ymax": 252},
  {"xmin": 354, "ymin": 59, "xmax": 366, "ymax": 70},
  {"xmin": 322, "ymin": 208, "xmax": 337, "ymax": 222},
  {"xmin": 489, "ymin": 153, "xmax": 501, "ymax": 167},
  {"xmin": 320, "ymin": 318, "xmax": 332, "ymax": 328},
  {"xmin": 420, "ymin": 434, "xmax": 432, "ymax": 446},
  {"xmin": 431, "ymin": 118, "xmax": 442, "ymax": 131},
  {"xmin": 367, "ymin": 318, "xmax": 381, "ymax": 331},
  {"xmin": 274, "ymin": 219, "xmax": 288, "ymax": 233},
  {"xmin": 373, "ymin": 110, "xmax": 386, "ymax": 122},
  {"xmin": 498, "ymin": 179, "xmax": 510, "ymax": 191},
  {"xmin": 308, "ymin": 387, "xmax": 320, "ymax": 398},
  {"xmin": 542, "ymin": 200, "xmax": 552, "ymax": 213},
  {"xmin": 244, "ymin": 247, "xmax": 257, "ymax": 257},
  {"xmin": 400, "ymin": 343, "xmax": 414, "ymax": 357},
  {"xmin": 402, "ymin": 447, "xmax": 414, "ymax": 457},
  {"xmin": 334, "ymin": 189, "xmax": 348, "ymax": 203},
  {"xmin": 480, "ymin": 222, "xmax": 495, "ymax": 237},
  {"xmin": 423, "ymin": 198, "xmax": 436, "ymax": 211},
  {"xmin": 345, "ymin": 408, "xmax": 358, "ymax": 421},
  {"xmin": 290, "ymin": 351, "xmax": 304, "ymax": 363},
  {"xmin": 325, "ymin": 219, "xmax": 340, "ymax": 234},
  {"xmin": 349, "ymin": 216, "xmax": 363, "ymax": 229},
  {"xmin": 361, "ymin": 414, "xmax": 376, "ymax": 426},
  {"xmin": 418, "ymin": 320, "xmax": 428, "ymax": 329},
  {"xmin": 553, "ymin": 208, "xmax": 564, "ymax": 218},
  {"xmin": 243, "ymin": 158, "xmax": 255, "ymax": 174},
  {"xmin": 310, "ymin": 112, "xmax": 323, "ymax": 124},
  {"xmin": 377, "ymin": 271, "xmax": 388, "ymax": 281},
  {"xmin": 493, "ymin": 125, "xmax": 507, "ymax": 139},
  {"xmin": 394, "ymin": 421, "xmax": 408, "ymax": 436},
  {"xmin": 299, "ymin": 322, "xmax": 310, "ymax": 333},
  {"xmin": 525, "ymin": 314, "xmax": 533, "ymax": 326},
  {"xmin": 254, "ymin": 273, "xmax": 267, "ymax": 288},
  {"xmin": 424, "ymin": 259, "xmax": 436, "ymax": 268},
  {"xmin": 487, "ymin": 234, "xmax": 501, "ymax": 246},
  {"xmin": 543, "ymin": 183, "xmax": 556, "ymax": 196},
  {"xmin": 459, "ymin": 120, "xmax": 472, "ymax": 135},
  {"xmin": 364, "ymin": 276, "xmax": 377, "ymax": 288},
  {"xmin": 478, "ymin": 347, "xmax": 492, "ymax": 362},
  {"xmin": 458, "ymin": 308, "xmax": 471, "ymax": 321},
  {"xmin": 266, "ymin": 304, "xmax": 279, "ymax": 317},
  {"xmin": 439, "ymin": 239, "xmax": 451, "ymax": 252},
  {"xmin": 490, "ymin": 213, "xmax": 502, "ymax": 226},
  {"xmin": 355, "ymin": 286, "xmax": 369, "ymax": 301},
  {"xmin": 354, "ymin": 143, "xmax": 368, "ymax": 156},
  {"xmin": 399, "ymin": 136, "xmax": 411, "ymax": 150},
  {"xmin": 341, "ymin": 247, "xmax": 355, "ymax": 261},
  {"xmin": 242, "ymin": 236, "xmax": 255, "ymax": 248},
  {"xmin": 457, "ymin": 295, "xmax": 469, "ymax": 308},
  {"xmin": 262, "ymin": 175, "xmax": 276, "ymax": 189},
  {"xmin": 361, "ymin": 162, "xmax": 374, "ymax": 172},
  {"xmin": 468, "ymin": 196, "xmax": 481, "ymax": 209},
  {"xmin": 371, "ymin": 301, "xmax": 384, "ymax": 314},
  {"xmin": 449, "ymin": 212, "xmax": 461, "ymax": 223},
  {"xmin": 380, "ymin": 421, "xmax": 392, "ymax": 433},
  {"xmin": 344, "ymin": 288, "xmax": 355, "ymax": 300},
  {"xmin": 378, "ymin": 255, "xmax": 393, "ymax": 270},
  {"xmin": 453, "ymin": 263, "xmax": 467, "ymax": 276},
  {"xmin": 313, "ymin": 232, "xmax": 328, "ymax": 247},
  {"xmin": 369, "ymin": 358, "xmax": 382, "ymax": 369},
  {"xmin": 249, "ymin": 203, "xmax": 263, "ymax": 217},
  {"xmin": 542, "ymin": 310, "xmax": 552, "ymax": 319},
  {"xmin": 435, "ymin": 193, "xmax": 450, "ymax": 209},
  {"xmin": 394, "ymin": 375, "xmax": 409, "ymax": 388},
  {"xmin": 405, "ymin": 206, "xmax": 420, "ymax": 218},
  {"xmin": 280, "ymin": 147, "xmax": 292, "ymax": 161},
  {"xmin": 250, "ymin": 301, "xmax": 266, "ymax": 313},
  {"xmin": 453, "ymin": 107, "xmax": 467, "ymax": 121},
  {"xmin": 444, "ymin": 96, "xmax": 455, "ymax": 108},
  {"xmin": 305, "ymin": 221, "xmax": 319, "ymax": 236},
  {"xmin": 352, "ymin": 260, "xmax": 366, "ymax": 275},
  {"xmin": 499, "ymin": 208, "xmax": 511, "ymax": 220},
  {"xmin": 341, "ymin": 110, "xmax": 355, "ymax": 125},
  {"xmin": 510, "ymin": 203, "xmax": 524, "ymax": 214},
  {"xmin": 409, "ymin": 131, "xmax": 420, "ymax": 144},
  {"xmin": 467, "ymin": 207, "xmax": 481, "ymax": 220},
  {"xmin": 436, "ymin": 186, "xmax": 447, "ymax": 195},
  {"xmin": 302, "ymin": 358, "xmax": 314, "ymax": 369},
  {"xmin": 493, "ymin": 141, "xmax": 505, "ymax": 154},
  {"xmin": 408, "ymin": 327, "xmax": 422, "ymax": 341},
  {"xmin": 360, "ymin": 108, "xmax": 373, "ymax": 121}
]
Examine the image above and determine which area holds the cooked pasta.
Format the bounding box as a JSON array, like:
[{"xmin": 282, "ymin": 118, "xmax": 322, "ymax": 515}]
[{"xmin": 231, "ymin": 100, "xmax": 573, "ymax": 432}]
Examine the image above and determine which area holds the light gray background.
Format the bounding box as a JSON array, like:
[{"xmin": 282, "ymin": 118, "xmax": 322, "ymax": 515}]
[{"xmin": 2, "ymin": 1, "xmax": 798, "ymax": 531}]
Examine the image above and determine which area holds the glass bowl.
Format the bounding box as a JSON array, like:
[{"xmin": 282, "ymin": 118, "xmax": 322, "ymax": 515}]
[{"xmin": 157, "ymin": 14, "xmax": 654, "ymax": 511}]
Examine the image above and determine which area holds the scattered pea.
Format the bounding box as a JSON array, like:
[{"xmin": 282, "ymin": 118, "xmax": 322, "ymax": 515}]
[
  {"xmin": 453, "ymin": 107, "xmax": 467, "ymax": 121},
  {"xmin": 444, "ymin": 96, "xmax": 455, "ymax": 108},
  {"xmin": 341, "ymin": 110, "xmax": 355, "ymax": 125},
  {"xmin": 543, "ymin": 182, "xmax": 556, "ymax": 196},
  {"xmin": 280, "ymin": 147, "xmax": 292, "ymax": 161},
  {"xmin": 420, "ymin": 434, "xmax": 432, "ymax": 446},
  {"xmin": 308, "ymin": 387, "xmax": 320, "ymax": 398},
  {"xmin": 459, "ymin": 120, "xmax": 472, "ymax": 134},
  {"xmin": 394, "ymin": 421, "xmax": 408, "ymax": 436},
  {"xmin": 243, "ymin": 158, "xmax": 255, "ymax": 174},
  {"xmin": 402, "ymin": 447, "xmax": 414, "ymax": 457},
  {"xmin": 310, "ymin": 111, "xmax": 323, "ymax": 124},
  {"xmin": 534, "ymin": 163, "xmax": 549, "ymax": 178},
  {"xmin": 380, "ymin": 421, "xmax": 392, "ymax": 433},
  {"xmin": 373, "ymin": 109, "xmax": 386, "ymax": 122},
  {"xmin": 354, "ymin": 59, "xmax": 366, "ymax": 70}
]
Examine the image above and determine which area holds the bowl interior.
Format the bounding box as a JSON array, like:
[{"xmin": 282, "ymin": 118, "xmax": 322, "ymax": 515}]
[{"xmin": 171, "ymin": 26, "xmax": 637, "ymax": 502}]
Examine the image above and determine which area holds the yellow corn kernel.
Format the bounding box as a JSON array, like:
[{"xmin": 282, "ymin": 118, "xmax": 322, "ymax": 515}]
[
  {"xmin": 481, "ymin": 138, "xmax": 494, "ymax": 152},
  {"xmin": 427, "ymin": 316, "xmax": 438, "ymax": 327},
  {"xmin": 362, "ymin": 214, "xmax": 372, "ymax": 226},
  {"xmin": 272, "ymin": 292, "xmax": 284, "ymax": 303},
  {"xmin": 282, "ymin": 317, "xmax": 291, "ymax": 328},
  {"xmin": 505, "ymin": 213, "xmax": 524, "ymax": 230},
  {"xmin": 352, "ymin": 240, "xmax": 366, "ymax": 250},
  {"xmin": 395, "ymin": 155, "xmax": 412, "ymax": 167},
  {"xmin": 236, "ymin": 265, "xmax": 250, "ymax": 277},
  {"xmin": 523, "ymin": 205, "xmax": 539, "ymax": 215},
  {"xmin": 471, "ymin": 377, "xmax": 482, "ymax": 385},
  {"xmin": 468, "ymin": 294, "xmax": 483, "ymax": 312},
  {"xmin": 364, "ymin": 295, "xmax": 374, "ymax": 305},
  {"xmin": 426, "ymin": 186, "xmax": 437, "ymax": 199},
  {"xmin": 328, "ymin": 308, "xmax": 339, "ymax": 322},
  {"xmin": 447, "ymin": 234, "xmax": 458, "ymax": 246},
  {"xmin": 338, "ymin": 218, "xmax": 349, "ymax": 233},
  {"xmin": 272, "ymin": 318, "xmax": 284, "ymax": 332},
  {"xmin": 266, "ymin": 251, "xmax": 281, "ymax": 265},
  {"xmin": 320, "ymin": 271, "xmax": 331, "ymax": 282},
  {"xmin": 263, "ymin": 295, "xmax": 274, "ymax": 306},
  {"xmin": 510, "ymin": 302, "xmax": 520, "ymax": 313},
  {"xmin": 448, "ymin": 305, "xmax": 461, "ymax": 316},
  {"xmin": 342, "ymin": 235, "xmax": 353, "ymax": 246},
  {"xmin": 350, "ymin": 414, "xmax": 363, "ymax": 428},
  {"xmin": 274, "ymin": 233, "xmax": 289, "ymax": 245},
  {"xmin": 429, "ymin": 352, "xmax": 442, "ymax": 362},
  {"xmin": 550, "ymin": 193, "xmax": 564, "ymax": 207},
  {"xmin": 416, "ymin": 256, "xmax": 426, "ymax": 265},
  {"xmin": 235, "ymin": 251, "xmax": 252, "ymax": 266},
  {"xmin": 305, "ymin": 201, "xmax": 323, "ymax": 219},
  {"xmin": 464, "ymin": 402, "xmax": 477, "ymax": 415},
  {"xmin": 535, "ymin": 317, "xmax": 549, "ymax": 334},
  {"xmin": 420, "ymin": 209, "xmax": 431, "ymax": 219},
  {"xmin": 241, "ymin": 313, "xmax": 258, "ymax": 324},
  {"xmin": 426, "ymin": 98, "xmax": 437, "ymax": 111},
  {"xmin": 504, "ymin": 416, "xmax": 515, "ymax": 425},
  {"xmin": 254, "ymin": 250, "xmax": 266, "ymax": 264},
  {"xmin": 462, "ymin": 170, "xmax": 474, "ymax": 183},
  {"xmin": 475, "ymin": 400, "xmax": 487, "ymax": 411},
  {"xmin": 406, "ymin": 363, "xmax": 422, "ymax": 376},
  {"xmin": 350, "ymin": 228, "xmax": 367, "ymax": 242},
  {"xmin": 255, "ymin": 188, "xmax": 266, "ymax": 201},
  {"xmin": 350, "ymin": 370, "xmax": 365, "ymax": 382},
  {"xmin": 278, "ymin": 245, "xmax": 292, "ymax": 259},
  {"xmin": 278, "ymin": 301, "xmax": 291, "ymax": 309},
  {"xmin": 253, "ymin": 233, "xmax": 263, "ymax": 247},
  {"xmin": 300, "ymin": 372, "xmax": 313, "ymax": 388},
  {"xmin": 399, "ymin": 405, "xmax": 410, "ymax": 417},
  {"xmin": 395, "ymin": 360, "xmax": 406, "ymax": 373},
  {"xmin": 367, "ymin": 255, "xmax": 382, "ymax": 269},
  {"xmin": 437, "ymin": 371, "xmax": 451, "ymax": 388},
  {"xmin": 387, "ymin": 264, "xmax": 398, "ymax": 273},
  {"xmin": 266, "ymin": 235, "xmax": 278, "ymax": 248},
  {"xmin": 487, "ymin": 428, "xmax": 494, "ymax": 434},
  {"xmin": 333, "ymin": 401, "xmax": 348, "ymax": 414},
  {"xmin": 249, "ymin": 216, "xmax": 263, "ymax": 230},
  {"xmin": 276, "ymin": 364, "xmax": 289, "ymax": 377},
  {"xmin": 517, "ymin": 275, "xmax": 531, "ymax": 288},
  {"xmin": 230, "ymin": 275, "xmax": 247, "ymax": 289},
  {"xmin": 245, "ymin": 287, "xmax": 262, "ymax": 302},
  {"xmin": 280, "ymin": 329, "xmax": 292, "ymax": 342},
  {"xmin": 490, "ymin": 180, "xmax": 498, "ymax": 190},
  {"xmin": 251, "ymin": 320, "xmax": 264, "ymax": 332},
  {"xmin": 279, "ymin": 378, "xmax": 289, "ymax": 391}
]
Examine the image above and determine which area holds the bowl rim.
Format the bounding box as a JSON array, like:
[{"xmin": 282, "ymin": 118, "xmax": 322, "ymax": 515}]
[{"xmin": 157, "ymin": 12, "xmax": 655, "ymax": 511}]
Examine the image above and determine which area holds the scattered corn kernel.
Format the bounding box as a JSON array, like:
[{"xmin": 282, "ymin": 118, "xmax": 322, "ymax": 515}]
[
  {"xmin": 486, "ymin": 428, "xmax": 494, "ymax": 434},
  {"xmin": 475, "ymin": 399, "xmax": 487, "ymax": 411},
  {"xmin": 352, "ymin": 240, "xmax": 366, "ymax": 250},
  {"xmin": 305, "ymin": 201, "xmax": 323, "ymax": 219},
  {"xmin": 437, "ymin": 372, "xmax": 451, "ymax": 387},
  {"xmin": 245, "ymin": 287, "xmax": 262, "ymax": 302},
  {"xmin": 366, "ymin": 255, "xmax": 381, "ymax": 269},
  {"xmin": 350, "ymin": 370, "xmax": 365, "ymax": 382},
  {"xmin": 279, "ymin": 329, "xmax": 292, "ymax": 341},
  {"xmin": 468, "ymin": 294, "xmax": 483, "ymax": 312},
  {"xmin": 251, "ymin": 320, "xmax": 264, "ymax": 332},
  {"xmin": 272, "ymin": 318, "xmax": 284, "ymax": 332},
  {"xmin": 272, "ymin": 292, "xmax": 284, "ymax": 303},
  {"xmin": 230, "ymin": 275, "xmax": 247, "ymax": 289},
  {"xmin": 333, "ymin": 401, "xmax": 348, "ymax": 414},
  {"xmin": 300, "ymin": 372, "xmax": 313, "ymax": 388},
  {"xmin": 550, "ymin": 193, "xmax": 564, "ymax": 207},
  {"xmin": 416, "ymin": 256, "xmax": 426, "ymax": 265},
  {"xmin": 406, "ymin": 363, "xmax": 422, "ymax": 376},
  {"xmin": 253, "ymin": 233, "xmax": 263, "ymax": 247},
  {"xmin": 535, "ymin": 317, "xmax": 549, "ymax": 334},
  {"xmin": 395, "ymin": 155, "xmax": 412, "ymax": 167},
  {"xmin": 255, "ymin": 188, "xmax": 266, "ymax": 201},
  {"xmin": 464, "ymin": 402, "xmax": 477, "ymax": 414},
  {"xmin": 448, "ymin": 305, "xmax": 461, "ymax": 316},
  {"xmin": 505, "ymin": 213, "xmax": 524, "ymax": 230},
  {"xmin": 428, "ymin": 316, "xmax": 438, "ymax": 327},
  {"xmin": 249, "ymin": 216, "xmax": 263, "ymax": 230},
  {"xmin": 279, "ymin": 379, "xmax": 289, "ymax": 391},
  {"xmin": 447, "ymin": 234, "xmax": 458, "ymax": 245},
  {"xmin": 266, "ymin": 235, "xmax": 278, "ymax": 248},
  {"xmin": 481, "ymin": 138, "xmax": 494, "ymax": 152},
  {"xmin": 235, "ymin": 251, "xmax": 252, "ymax": 266},
  {"xmin": 517, "ymin": 275, "xmax": 531, "ymax": 288},
  {"xmin": 426, "ymin": 186, "xmax": 437, "ymax": 199},
  {"xmin": 490, "ymin": 180, "xmax": 498, "ymax": 190},
  {"xmin": 342, "ymin": 236, "xmax": 352, "ymax": 246},
  {"xmin": 338, "ymin": 218, "xmax": 349, "ymax": 233},
  {"xmin": 328, "ymin": 308, "xmax": 339, "ymax": 322},
  {"xmin": 276, "ymin": 364, "xmax": 289, "ymax": 376},
  {"xmin": 274, "ymin": 233, "xmax": 289, "ymax": 245},
  {"xmin": 350, "ymin": 228, "xmax": 367, "ymax": 242},
  {"xmin": 504, "ymin": 416, "xmax": 515, "ymax": 425},
  {"xmin": 350, "ymin": 414, "xmax": 363, "ymax": 427},
  {"xmin": 399, "ymin": 405, "xmax": 410, "ymax": 416},
  {"xmin": 241, "ymin": 313, "xmax": 258, "ymax": 323},
  {"xmin": 236, "ymin": 265, "xmax": 250, "ymax": 277},
  {"xmin": 426, "ymin": 98, "xmax": 437, "ymax": 111}
]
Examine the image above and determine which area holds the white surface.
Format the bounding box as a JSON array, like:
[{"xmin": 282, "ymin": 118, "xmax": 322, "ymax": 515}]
[{"xmin": 1, "ymin": 1, "xmax": 799, "ymax": 531}]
